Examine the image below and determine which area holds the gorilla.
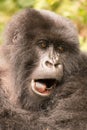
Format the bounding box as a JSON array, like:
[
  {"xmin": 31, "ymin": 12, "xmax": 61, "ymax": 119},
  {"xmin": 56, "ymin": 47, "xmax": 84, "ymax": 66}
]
[{"xmin": 0, "ymin": 8, "xmax": 87, "ymax": 130}]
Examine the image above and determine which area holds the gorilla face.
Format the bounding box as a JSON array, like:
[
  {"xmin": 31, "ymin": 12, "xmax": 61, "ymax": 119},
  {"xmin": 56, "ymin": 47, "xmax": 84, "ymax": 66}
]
[
  {"xmin": 29, "ymin": 36, "xmax": 79, "ymax": 98},
  {"xmin": 30, "ymin": 38, "xmax": 64, "ymax": 97},
  {"xmin": 4, "ymin": 9, "xmax": 80, "ymax": 110}
]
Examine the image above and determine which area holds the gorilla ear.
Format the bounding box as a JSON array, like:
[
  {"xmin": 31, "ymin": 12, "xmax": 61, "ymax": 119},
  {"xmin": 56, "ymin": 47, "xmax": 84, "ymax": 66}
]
[{"xmin": 12, "ymin": 31, "xmax": 19, "ymax": 43}]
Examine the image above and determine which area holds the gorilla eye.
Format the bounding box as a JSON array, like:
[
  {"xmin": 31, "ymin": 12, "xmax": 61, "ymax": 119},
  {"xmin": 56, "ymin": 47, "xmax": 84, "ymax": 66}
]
[
  {"xmin": 58, "ymin": 46, "xmax": 64, "ymax": 53},
  {"xmin": 38, "ymin": 40, "xmax": 48, "ymax": 49},
  {"xmin": 41, "ymin": 42, "xmax": 47, "ymax": 48}
]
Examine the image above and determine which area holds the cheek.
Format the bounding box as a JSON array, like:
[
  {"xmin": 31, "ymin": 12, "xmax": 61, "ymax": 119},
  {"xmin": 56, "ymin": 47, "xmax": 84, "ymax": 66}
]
[{"xmin": 62, "ymin": 53, "xmax": 79, "ymax": 75}]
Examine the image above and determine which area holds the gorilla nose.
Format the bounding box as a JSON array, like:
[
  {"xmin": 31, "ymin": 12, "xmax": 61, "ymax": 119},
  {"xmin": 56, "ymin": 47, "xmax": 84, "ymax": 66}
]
[{"xmin": 45, "ymin": 60, "xmax": 59, "ymax": 68}]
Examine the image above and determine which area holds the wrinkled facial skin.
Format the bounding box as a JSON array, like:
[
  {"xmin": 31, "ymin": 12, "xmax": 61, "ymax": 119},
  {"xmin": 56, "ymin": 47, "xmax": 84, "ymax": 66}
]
[{"xmin": 4, "ymin": 9, "xmax": 80, "ymax": 110}]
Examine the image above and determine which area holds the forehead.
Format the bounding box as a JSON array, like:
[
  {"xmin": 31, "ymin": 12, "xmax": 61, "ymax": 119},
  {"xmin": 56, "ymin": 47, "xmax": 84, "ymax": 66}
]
[
  {"xmin": 20, "ymin": 10, "xmax": 78, "ymax": 43},
  {"xmin": 26, "ymin": 26, "xmax": 77, "ymax": 45}
]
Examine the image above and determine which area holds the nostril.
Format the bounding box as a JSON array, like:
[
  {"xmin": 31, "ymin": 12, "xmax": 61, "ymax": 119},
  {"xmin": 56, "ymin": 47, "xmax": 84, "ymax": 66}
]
[
  {"xmin": 45, "ymin": 61, "xmax": 53, "ymax": 68},
  {"xmin": 45, "ymin": 60, "xmax": 60, "ymax": 68},
  {"xmin": 54, "ymin": 63, "xmax": 60, "ymax": 67}
]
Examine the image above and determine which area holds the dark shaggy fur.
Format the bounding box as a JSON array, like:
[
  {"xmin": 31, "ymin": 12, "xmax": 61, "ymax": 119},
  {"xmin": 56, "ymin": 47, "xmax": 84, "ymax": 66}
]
[{"xmin": 0, "ymin": 8, "xmax": 87, "ymax": 130}]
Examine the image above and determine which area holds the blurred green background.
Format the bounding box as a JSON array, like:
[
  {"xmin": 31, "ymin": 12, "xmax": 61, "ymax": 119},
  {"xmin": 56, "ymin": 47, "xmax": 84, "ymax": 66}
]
[{"xmin": 0, "ymin": 0, "xmax": 87, "ymax": 51}]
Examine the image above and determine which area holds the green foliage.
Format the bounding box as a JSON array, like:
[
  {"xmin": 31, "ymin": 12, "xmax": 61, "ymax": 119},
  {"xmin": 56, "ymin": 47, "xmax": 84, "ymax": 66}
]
[
  {"xmin": 0, "ymin": 0, "xmax": 87, "ymax": 50},
  {"xmin": 18, "ymin": 0, "xmax": 36, "ymax": 8}
]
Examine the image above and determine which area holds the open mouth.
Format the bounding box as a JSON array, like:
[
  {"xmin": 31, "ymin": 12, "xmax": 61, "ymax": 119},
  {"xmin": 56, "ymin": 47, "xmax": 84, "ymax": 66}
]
[{"xmin": 31, "ymin": 79, "xmax": 57, "ymax": 97}]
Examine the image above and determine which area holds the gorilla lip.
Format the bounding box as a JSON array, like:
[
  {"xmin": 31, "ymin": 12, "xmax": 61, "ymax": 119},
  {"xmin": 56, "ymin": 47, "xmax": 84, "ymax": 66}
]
[{"xmin": 31, "ymin": 79, "xmax": 57, "ymax": 96}]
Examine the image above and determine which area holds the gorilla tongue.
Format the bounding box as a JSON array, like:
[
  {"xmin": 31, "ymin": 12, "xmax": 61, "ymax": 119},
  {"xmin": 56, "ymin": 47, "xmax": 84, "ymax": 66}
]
[{"xmin": 35, "ymin": 82, "xmax": 47, "ymax": 93}]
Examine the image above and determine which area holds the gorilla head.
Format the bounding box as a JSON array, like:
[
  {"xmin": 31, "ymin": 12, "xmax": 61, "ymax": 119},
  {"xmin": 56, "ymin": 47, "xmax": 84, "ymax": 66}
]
[{"xmin": 2, "ymin": 8, "xmax": 80, "ymax": 110}]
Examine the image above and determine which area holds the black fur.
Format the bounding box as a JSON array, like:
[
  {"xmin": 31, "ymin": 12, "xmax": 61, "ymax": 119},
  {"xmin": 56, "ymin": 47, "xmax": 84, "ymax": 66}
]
[{"xmin": 0, "ymin": 8, "xmax": 87, "ymax": 130}]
